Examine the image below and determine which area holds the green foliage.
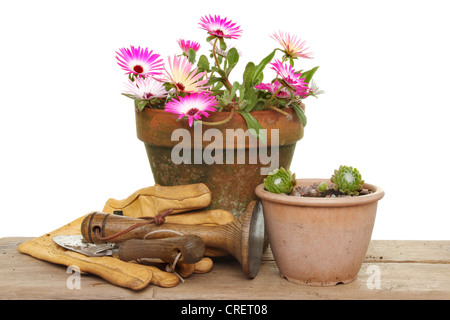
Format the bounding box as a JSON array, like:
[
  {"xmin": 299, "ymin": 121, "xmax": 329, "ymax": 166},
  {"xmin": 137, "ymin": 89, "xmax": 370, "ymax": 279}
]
[
  {"xmin": 187, "ymin": 34, "xmax": 322, "ymax": 140},
  {"xmin": 317, "ymin": 182, "xmax": 329, "ymax": 193},
  {"xmin": 263, "ymin": 167, "xmax": 296, "ymax": 194},
  {"xmin": 299, "ymin": 66, "xmax": 319, "ymax": 84},
  {"xmin": 252, "ymin": 49, "xmax": 277, "ymax": 85},
  {"xmin": 226, "ymin": 48, "xmax": 239, "ymax": 76},
  {"xmin": 330, "ymin": 165, "xmax": 365, "ymax": 196},
  {"xmin": 242, "ymin": 62, "xmax": 256, "ymax": 91},
  {"xmin": 188, "ymin": 48, "xmax": 197, "ymax": 64},
  {"xmin": 197, "ymin": 55, "xmax": 210, "ymax": 72},
  {"xmin": 135, "ymin": 99, "xmax": 148, "ymax": 111},
  {"xmin": 120, "ymin": 19, "xmax": 325, "ymax": 146},
  {"xmin": 291, "ymin": 102, "xmax": 307, "ymax": 127},
  {"xmin": 238, "ymin": 111, "xmax": 266, "ymax": 144}
]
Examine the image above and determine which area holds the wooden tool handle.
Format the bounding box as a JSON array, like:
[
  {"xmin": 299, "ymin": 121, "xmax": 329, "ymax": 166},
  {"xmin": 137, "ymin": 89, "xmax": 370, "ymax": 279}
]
[
  {"xmin": 118, "ymin": 235, "xmax": 205, "ymax": 264},
  {"xmin": 81, "ymin": 211, "xmax": 243, "ymax": 264},
  {"xmin": 80, "ymin": 201, "xmax": 263, "ymax": 279}
]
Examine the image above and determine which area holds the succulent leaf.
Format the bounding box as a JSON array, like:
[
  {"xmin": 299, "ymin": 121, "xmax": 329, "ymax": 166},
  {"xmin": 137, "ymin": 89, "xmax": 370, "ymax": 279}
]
[
  {"xmin": 264, "ymin": 167, "xmax": 296, "ymax": 194},
  {"xmin": 317, "ymin": 182, "xmax": 329, "ymax": 193},
  {"xmin": 330, "ymin": 165, "xmax": 364, "ymax": 195}
]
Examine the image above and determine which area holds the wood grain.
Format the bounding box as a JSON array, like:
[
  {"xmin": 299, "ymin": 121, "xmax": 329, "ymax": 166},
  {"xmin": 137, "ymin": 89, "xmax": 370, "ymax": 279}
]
[{"xmin": 1, "ymin": 238, "xmax": 449, "ymax": 300}]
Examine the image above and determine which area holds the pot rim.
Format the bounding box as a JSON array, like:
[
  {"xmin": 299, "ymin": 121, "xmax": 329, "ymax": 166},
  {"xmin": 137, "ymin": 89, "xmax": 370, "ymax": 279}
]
[
  {"xmin": 136, "ymin": 107, "xmax": 304, "ymax": 148},
  {"xmin": 255, "ymin": 178, "xmax": 384, "ymax": 207}
]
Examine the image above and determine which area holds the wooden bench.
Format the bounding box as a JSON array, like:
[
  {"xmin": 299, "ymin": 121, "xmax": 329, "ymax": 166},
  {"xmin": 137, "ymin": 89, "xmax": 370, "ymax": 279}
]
[{"xmin": 0, "ymin": 238, "xmax": 449, "ymax": 300}]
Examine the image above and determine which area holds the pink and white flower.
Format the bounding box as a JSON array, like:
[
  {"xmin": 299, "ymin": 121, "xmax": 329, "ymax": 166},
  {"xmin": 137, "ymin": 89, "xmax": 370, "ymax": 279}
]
[
  {"xmin": 164, "ymin": 55, "xmax": 210, "ymax": 93},
  {"xmin": 116, "ymin": 46, "xmax": 164, "ymax": 78},
  {"xmin": 177, "ymin": 39, "xmax": 201, "ymax": 56},
  {"xmin": 271, "ymin": 31, "xmax": 313, "ymax": 59},
  {"xmin": 199, "ymin": 15, "xmax": 242, "ymax": 39},
  {"xmin": 269, "ymin": 59, "xmax": 310, "ymax": 96},
  {"xmin": 122, "ymin": 76, "xmax": 168, "ymax": 100},
  {"xmin": 165, "ymin": 92, "xmax": 218, "ymax": 127}
]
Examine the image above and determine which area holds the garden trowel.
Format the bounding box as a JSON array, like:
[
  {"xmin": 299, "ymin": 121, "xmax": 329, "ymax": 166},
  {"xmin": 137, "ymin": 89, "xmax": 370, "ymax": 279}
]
[
  {"xmin": 80, "ymin": 201, "xmax": 265, "ymax": 278},
  {"xmin": 53, "ymin": 234, "xmax": 205, "ymax": 264}
]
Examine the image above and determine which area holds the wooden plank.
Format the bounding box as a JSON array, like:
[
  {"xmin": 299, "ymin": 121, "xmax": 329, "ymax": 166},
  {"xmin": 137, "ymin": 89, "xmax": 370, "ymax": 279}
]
[
  {"xmin": 0, "ymin": 238, "xmax": 153, "ymax": 300},
  {"xmin": 4, "ymin": 238, "xmax": 450, "ymax": 263},
  {"xmin": 365, "ymin": 240, "xmax": 450, "ymax": 263},
  {"xmin": 262, "ymin": 240, "xmax": 450, "ymax": 263},
  {"xmin": 1, "ymin": 237, "xmax": 449, "ymax": 300},
  {"xmin": 154, "ymin": 259, "xmax": 450, "ymax": 300}
]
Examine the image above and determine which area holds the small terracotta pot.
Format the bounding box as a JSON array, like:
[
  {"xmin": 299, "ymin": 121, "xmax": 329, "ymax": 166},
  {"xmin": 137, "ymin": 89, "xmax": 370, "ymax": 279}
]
[{"xmin": 255, "ymin": 179, "xmax": 384, "ymax": 286}]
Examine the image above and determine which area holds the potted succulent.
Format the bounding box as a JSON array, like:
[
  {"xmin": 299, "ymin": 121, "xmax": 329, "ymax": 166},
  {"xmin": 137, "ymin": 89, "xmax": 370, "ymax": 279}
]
[
  {"xmin": 255, "ymin": 166, "xmax": 385, "ymax": 286},
  {"xmin": 115, "ymin": 14, "xmax": 322, "ymax": 217}
]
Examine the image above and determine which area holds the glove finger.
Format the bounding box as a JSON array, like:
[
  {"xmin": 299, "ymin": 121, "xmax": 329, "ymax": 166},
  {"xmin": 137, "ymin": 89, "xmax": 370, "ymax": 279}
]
[
  {"xmin": 146, "ymin": 265, "xmax": 180, "ymax": 288},
  {"xmin": 175, "ymin": 262, "xmax": 195, "ymax": 278},
  {"xmin": 194, "ymin": 257, "xmax": 213, "ymax": 274}
]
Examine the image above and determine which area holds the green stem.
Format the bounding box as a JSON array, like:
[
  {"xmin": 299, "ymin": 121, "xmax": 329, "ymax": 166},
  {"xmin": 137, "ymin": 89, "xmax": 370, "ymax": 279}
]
[
  {"xmin": 265, "ymin": 85, "xmax": 285, "ymax": 107},
  {"xmin": 212, "ymin": 38, "xmax": 221, "ymax": 69},
  {"xmin": 267, "ymin": 105, "xmax": 290, "ymax": 116},
  {"xmin": 264, "ymin": 84, "xmax": 291, "ymax": 116},
  {"xmin": 212, "ymin": 37, "xmax": 232, "ymax": 91},
  {"xmin": 223, "ymin": 79, "xmax": 233, "ymax": 92},
  {"xmin": 197, "ymin": 107, "xmax": 235, "ymax": 126}
]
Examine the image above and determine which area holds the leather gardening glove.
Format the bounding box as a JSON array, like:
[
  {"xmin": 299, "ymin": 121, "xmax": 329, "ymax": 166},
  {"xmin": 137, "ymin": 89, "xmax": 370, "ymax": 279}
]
[
  {"xmin": 17, "ymin": 215, "xmax": 208, "ymax": 290},
  {"xmin": 102, "ymin": 183, "xmax": 235, "ymax": 255},
  {"xmin": 17, "ymin": 214, "xmax": 165, "ymax": 291},
  {"xmin": 102, "ymin": 184, "xmax": 237, "ymax": 279},
  {"xmin": 102, "ymin": 183, "xmax": 211, "ymax": 218},
  {"xmin": 17, "ymin": 184, "xmax": 213, "ymax": 290}
]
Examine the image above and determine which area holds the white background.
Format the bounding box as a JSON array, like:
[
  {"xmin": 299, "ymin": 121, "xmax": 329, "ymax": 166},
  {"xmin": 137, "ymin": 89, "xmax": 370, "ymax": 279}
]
[{"xmin": 1, "ymin": 0, "xmax": 449, "ymax": 240}]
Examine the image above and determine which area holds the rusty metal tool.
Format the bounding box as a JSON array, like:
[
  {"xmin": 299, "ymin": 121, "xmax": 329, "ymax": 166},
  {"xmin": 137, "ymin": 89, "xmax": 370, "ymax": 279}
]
[
  {"xmin": 53, "ymin": 234, "xmax": 205, "ymax": 264},
  {"xmin": 81, "ymin": 201, "xmax": 265, "ymax": 278}
]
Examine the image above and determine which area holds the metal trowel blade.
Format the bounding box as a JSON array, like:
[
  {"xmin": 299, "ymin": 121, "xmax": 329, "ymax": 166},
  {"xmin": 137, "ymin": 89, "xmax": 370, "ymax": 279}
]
[{"xmin": 53, "ymin": 235, "xmax": 115, "ymax": 257}]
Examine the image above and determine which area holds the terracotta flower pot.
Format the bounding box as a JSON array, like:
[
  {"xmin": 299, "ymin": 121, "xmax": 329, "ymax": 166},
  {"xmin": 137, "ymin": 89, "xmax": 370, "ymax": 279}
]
[
  {"xmin": 136, "ymin": 108, "xmax": 304, "ymax": 217},
  {"xmin": 255, "ymin": 179, "xmax": 385, "ymax": 286}
]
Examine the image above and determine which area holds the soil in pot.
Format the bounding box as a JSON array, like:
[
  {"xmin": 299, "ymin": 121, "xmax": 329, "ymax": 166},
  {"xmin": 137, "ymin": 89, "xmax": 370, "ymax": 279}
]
[{"xmin": 291, "ymin": 183, "xmax": 373, "ymax": 198}]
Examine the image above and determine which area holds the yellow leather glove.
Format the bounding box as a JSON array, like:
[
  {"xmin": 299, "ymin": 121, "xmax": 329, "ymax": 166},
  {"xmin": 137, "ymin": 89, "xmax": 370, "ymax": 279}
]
[
  {"xmin": 18, "ymin": 184, "xmax": 235, "ymax": 290},
  {"xmin": 102, "ymin": 183, "xmax": 211, "ymax": 218},
  {"xmin": 17, "ymin": 214, "xmax": 211, "ymax": 289},
  {"xmin": 17, "ymin": 214, "xmax": 166, "ymax": 290},
  {"xmin": 101, "ymin": 184, "xmax": 237, "ymax": 279},
  {"xmin": 102, "ymin": 184, "xmax": 236, "ymax": 259}
]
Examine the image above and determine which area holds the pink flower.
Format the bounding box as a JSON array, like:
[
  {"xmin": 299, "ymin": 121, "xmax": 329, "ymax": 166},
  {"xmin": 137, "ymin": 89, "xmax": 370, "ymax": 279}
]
[
  {"xmin": 116, "ymin": 46, "xmax": 164, "ymax": 77},
  {"xmin": 122, "ymin": 76, "xmax": 168, "ymax": 100},
  {"xmin": 164, "ymin": 55, "xmax": 210, "ymax": 93},
  {"xmin": 177, "ymin": 39, "xmax": 201, "ymax": 56},
  {"xmin": 165, "ymin": 92, "xmax": 218, "ymax": 127},
  {"xmin": 269, "ymin": 59, "xmax": 310, "ymax": 96},
  {"xmin": 199, "ymin": 15, "xmax": 242, "ymax": 39},
  {"xmin": 254, "ymin": 81, "xmax": 292, "ymax": 99},
  {"xmin": 271, "ymin": 31, "xmax": 313, "ymax": 59}
]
